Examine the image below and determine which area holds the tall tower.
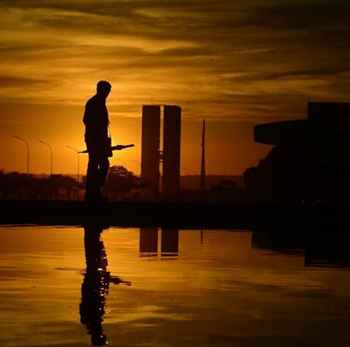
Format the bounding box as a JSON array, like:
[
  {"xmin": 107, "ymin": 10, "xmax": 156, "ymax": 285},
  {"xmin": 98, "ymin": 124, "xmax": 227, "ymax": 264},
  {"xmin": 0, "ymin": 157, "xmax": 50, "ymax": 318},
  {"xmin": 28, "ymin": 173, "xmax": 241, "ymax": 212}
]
[
  {"xmin": 141, "ymin": 105, "xmax": 181, "ymax": 198},
  {"xmin": 141, "ymin": 105, "xmax": 161, "ymax": 196},
  {"xmin": 200, "ymin": 120, "xmax": 206, "ymax": 191},
  {"xmin": 162, "ymin": 105, "xmax": 181, "ymax": 196}
]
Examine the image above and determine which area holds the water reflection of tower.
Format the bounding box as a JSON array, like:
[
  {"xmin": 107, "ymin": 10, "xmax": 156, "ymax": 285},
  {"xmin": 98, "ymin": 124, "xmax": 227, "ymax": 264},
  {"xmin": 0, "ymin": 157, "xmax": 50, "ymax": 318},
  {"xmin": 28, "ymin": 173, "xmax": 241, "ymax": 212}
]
[
  {"xmin": 139, "ymin": 228, "xmax": 158, "ymax": 257},
  {"xmin": 80, "ymin": 224, "xmax": 131, "ymax": 346},
  {"xmin": 141, "ymin": 105, "xmax": 181, "ymax": 198},
  {"xmin": 161, "ymin": 229, "xmax": 179, "ymax": 257},
  {"xmin": 139, "ymin": 228, "xmax": 179, "ymax": 257}
]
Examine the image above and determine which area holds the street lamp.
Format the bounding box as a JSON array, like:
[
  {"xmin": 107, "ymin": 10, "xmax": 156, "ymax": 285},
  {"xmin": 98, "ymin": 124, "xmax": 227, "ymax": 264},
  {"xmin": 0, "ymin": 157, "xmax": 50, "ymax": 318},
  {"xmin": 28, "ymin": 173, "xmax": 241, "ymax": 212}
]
[
  {"xmin": 39, "ymin": 140, "xmax": 53, "ymax": 176},
  {"xmin": 66, "ymin": 145, "xmax": 80, "ymax": 183},
  {"xmin": 13, "ymin": 136, "xmax": 30, "ymax": 174}
]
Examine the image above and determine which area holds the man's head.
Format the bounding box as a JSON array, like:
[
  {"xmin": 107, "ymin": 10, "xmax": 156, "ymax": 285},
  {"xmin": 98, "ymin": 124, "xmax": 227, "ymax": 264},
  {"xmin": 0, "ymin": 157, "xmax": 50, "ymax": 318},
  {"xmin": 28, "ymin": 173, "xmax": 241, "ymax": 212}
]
[{"xmin": 96, "ymin": 80, "xmax": 111, "ymax": 99}]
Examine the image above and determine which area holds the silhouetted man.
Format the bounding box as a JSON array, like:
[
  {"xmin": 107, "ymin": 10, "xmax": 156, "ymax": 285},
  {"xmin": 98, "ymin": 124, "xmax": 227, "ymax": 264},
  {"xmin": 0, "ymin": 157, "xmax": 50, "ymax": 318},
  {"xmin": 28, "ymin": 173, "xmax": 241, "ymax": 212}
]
[{"xmin": 83, "ymin": 81, "xmax": 112, "ymax": 201}]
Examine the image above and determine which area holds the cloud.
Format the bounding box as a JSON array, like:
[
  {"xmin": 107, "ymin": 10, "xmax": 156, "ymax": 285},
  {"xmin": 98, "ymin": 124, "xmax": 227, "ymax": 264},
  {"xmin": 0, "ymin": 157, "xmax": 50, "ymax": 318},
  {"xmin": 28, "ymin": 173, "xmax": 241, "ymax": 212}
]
[
  {"xmin": 0, "ymin": 0, "xmax": 349, "ymax": 121},
  {"xmin": 0, "ymin": 75, "xmax": 46, "ymax": 87}
]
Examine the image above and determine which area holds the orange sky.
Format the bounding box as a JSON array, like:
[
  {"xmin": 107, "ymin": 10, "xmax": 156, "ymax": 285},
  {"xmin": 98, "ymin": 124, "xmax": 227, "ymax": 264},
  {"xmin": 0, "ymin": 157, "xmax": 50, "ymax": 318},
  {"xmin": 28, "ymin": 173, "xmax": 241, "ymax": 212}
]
[{"xmin": 1, "ymin": 0, "xmax": 349, "ymax": 175}]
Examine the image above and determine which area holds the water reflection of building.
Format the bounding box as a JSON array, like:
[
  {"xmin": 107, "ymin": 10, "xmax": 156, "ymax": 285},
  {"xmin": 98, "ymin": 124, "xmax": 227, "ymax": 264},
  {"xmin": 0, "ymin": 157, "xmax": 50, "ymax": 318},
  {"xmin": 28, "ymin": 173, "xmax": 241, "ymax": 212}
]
[
  {"xmin": 305, "ymin": 232, "xmax": 350, "ymax": 268},
  {"xmin": 251, "ymin": 231, "xmax": 305, "ymax": 252},
  {"xmin": 139, "ymin": 228, "xmax": 158, "ymax": 256},
  {"xmin": 139, "ymin": 228, "xmax": 179, "ymax": 257},
  {"xmin": 161, "ymin": 229, "xmax": 179, "ymax": 257},
  {"xmin": 245, "ymin": 102, "xmax": 350, "ymax": 204},
  {"xmin": 80, "ymin": 224, "xmax": 131, "ymax": 346},
  {"xmin": 252, "ymin": 230, "xmax": 350, "ymax": 268}
]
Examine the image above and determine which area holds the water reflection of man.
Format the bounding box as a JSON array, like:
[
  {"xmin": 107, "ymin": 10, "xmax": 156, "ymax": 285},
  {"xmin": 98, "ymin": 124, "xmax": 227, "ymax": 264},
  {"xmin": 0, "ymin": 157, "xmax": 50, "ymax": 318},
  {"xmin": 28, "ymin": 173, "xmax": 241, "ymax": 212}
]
[{"xmin": 80, "ymin": 224, "xmax": 131, "ymax": 346}]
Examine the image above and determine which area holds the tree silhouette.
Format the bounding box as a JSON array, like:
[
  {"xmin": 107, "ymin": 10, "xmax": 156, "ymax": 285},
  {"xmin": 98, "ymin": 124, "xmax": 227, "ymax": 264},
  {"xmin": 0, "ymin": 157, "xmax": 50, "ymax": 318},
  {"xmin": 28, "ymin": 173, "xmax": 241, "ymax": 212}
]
[
  {"xmin": 0, "ymin": 171, "xmax": 82, "ymax": 200},
  {"xmin": 104, "ymin": 165, "xmax": 142, "ymax": 200}
]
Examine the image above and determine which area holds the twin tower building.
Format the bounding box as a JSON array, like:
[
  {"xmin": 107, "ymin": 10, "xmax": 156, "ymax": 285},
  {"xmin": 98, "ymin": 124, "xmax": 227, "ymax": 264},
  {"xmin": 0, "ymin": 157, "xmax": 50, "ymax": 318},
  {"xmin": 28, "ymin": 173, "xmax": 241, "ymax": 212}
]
[{"xmin": 141, "ymin": 105, "xmax": 181, "ymax": 198}]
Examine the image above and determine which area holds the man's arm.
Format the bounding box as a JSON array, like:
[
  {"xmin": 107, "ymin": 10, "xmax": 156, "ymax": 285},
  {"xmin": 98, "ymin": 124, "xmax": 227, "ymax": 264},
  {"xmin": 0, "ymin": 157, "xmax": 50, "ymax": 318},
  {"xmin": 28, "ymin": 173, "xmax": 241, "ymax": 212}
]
[{"xmin": 83, "ymin": 100, "xmax": 91, "ymax": 126}]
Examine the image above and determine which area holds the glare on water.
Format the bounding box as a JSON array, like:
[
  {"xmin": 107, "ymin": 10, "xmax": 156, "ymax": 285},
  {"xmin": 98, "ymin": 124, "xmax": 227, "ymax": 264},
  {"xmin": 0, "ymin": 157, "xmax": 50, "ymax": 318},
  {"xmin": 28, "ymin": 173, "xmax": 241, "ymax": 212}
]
[{"xmin": 0, "ymin": 226, "xmax": 349, "ymax": 347}]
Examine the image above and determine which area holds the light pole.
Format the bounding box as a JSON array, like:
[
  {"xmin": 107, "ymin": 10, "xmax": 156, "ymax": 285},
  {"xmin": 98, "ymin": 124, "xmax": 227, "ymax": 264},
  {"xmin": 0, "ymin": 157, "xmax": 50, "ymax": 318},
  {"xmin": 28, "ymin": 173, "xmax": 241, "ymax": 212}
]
[
  {"xmin": 39, "ymin": 140, "xmax": 53, "ymax": 176},
  {"xmin": 13, "ymin": 136, "xmax": 30, "ymax": 174},
  {"xmin": 66, "ymin": 145, "xmax": 80, "ymax": 183}
]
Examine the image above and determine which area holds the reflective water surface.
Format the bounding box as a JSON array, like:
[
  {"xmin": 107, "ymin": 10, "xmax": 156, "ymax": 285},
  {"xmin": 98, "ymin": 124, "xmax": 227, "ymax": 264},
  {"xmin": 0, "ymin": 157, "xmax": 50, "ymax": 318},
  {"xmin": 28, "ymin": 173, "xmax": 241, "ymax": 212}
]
[{"xmin": 0, "ymin": 226, "xmax": 350, "ymax": 346}]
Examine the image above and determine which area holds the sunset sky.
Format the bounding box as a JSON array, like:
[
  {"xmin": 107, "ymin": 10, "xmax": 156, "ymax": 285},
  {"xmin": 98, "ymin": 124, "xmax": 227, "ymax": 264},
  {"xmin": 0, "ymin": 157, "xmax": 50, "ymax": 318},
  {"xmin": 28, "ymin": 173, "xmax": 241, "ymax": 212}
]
[{"xmin": 1, "ymin": 0, "xmax": 349, "ymax": 175}]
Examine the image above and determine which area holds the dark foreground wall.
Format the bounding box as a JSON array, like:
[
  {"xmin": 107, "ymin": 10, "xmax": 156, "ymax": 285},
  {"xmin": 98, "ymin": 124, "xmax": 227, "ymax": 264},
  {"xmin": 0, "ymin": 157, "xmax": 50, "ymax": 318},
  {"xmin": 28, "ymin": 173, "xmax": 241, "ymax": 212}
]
[{"xmin": 0, "ymin": 200, "xmax": 347, "ymax": 230}]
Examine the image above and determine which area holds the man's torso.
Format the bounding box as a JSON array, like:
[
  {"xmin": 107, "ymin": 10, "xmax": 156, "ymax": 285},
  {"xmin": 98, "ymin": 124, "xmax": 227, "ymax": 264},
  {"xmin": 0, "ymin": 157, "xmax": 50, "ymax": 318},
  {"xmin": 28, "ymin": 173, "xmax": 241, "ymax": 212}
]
[{"xmin": 83, "ymin": 95, "xmax": 109, "ymax": 144}]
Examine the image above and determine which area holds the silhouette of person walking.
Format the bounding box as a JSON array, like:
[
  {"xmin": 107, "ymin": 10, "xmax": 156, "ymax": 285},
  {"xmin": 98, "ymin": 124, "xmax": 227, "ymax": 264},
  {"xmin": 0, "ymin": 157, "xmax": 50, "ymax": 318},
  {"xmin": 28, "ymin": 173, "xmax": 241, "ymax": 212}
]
[
  {"xmin": 83, "ymin": 81, "xmax": 112, "ymax": 201},
  {"xmin": 80, "ymin": 223, "xmax": 131, "ymax": 346}
]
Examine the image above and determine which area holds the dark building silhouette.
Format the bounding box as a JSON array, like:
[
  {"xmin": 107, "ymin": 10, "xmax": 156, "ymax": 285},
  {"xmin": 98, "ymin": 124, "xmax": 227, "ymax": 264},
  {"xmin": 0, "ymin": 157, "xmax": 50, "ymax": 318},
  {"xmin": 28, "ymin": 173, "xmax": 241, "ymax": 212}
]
[
  {"xmin": 141, "ymin": 105, "xmax": 182, "ymax": 198},
  {"xmin": 163, "ymin": 106, "xmax": 181, "ymax": 196},
  {"xmin": 245, "ymin": 102, "xmax": 350, "ymax": 204},
  {"xmin": 141, "ymin": 105, "xmax": 161, "ymax": 197}
]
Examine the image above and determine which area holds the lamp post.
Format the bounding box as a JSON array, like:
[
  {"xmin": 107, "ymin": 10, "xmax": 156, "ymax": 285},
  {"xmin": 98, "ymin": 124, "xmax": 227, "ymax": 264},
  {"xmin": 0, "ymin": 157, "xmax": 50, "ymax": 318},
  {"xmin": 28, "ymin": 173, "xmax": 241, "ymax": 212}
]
[
  {"xmin": 39, "ymin": 140, "xmax": 53, "ymax": 177},
  {"xmin": 13, "ymin": 136, "xmax": 30, "ymax": 174},
  {"xmin": 66, "ymin": 145, "xmax": 80, "ymax": 183}
]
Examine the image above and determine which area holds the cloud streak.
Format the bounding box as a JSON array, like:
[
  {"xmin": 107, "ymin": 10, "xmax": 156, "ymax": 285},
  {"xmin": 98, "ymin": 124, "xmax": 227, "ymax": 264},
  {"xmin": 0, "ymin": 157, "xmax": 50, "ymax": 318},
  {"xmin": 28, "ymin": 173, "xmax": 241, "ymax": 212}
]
[{"xmin": 0, "ymin": 0, "xmax": 349, "ymax": 121}]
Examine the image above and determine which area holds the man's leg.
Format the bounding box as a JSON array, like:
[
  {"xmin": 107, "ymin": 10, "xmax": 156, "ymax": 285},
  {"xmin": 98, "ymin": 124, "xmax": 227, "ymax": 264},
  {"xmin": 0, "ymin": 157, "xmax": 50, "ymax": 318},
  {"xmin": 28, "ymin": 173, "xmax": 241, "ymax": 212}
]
[
  {"xmin": 86, "ymin": 154, "xmax": 100, "ymax": 200},
  {"xmin": 98, "ymin": 156, "xmax": 110, "ymax": 188}
]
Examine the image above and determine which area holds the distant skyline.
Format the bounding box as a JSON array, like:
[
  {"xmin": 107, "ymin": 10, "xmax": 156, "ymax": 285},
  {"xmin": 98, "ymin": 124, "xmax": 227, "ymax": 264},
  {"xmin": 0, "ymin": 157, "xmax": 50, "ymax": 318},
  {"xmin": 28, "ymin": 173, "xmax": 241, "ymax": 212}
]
[{"xmin": 1, "ymin": 0, "xmax": 349, "ymax": 175}]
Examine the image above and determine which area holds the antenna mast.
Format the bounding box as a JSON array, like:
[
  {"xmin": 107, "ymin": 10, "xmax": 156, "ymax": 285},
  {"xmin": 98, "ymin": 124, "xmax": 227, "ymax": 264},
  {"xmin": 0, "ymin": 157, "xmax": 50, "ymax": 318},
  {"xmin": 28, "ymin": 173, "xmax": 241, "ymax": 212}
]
[{"xmin": 200, "ymin": 120, "xmax": 206, "ymax": 191}]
